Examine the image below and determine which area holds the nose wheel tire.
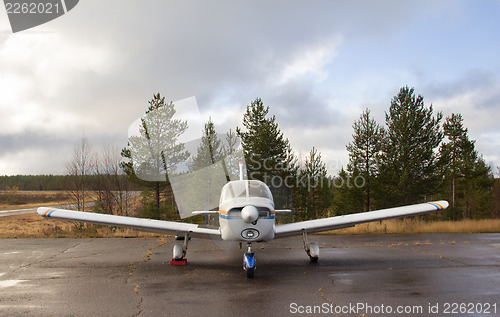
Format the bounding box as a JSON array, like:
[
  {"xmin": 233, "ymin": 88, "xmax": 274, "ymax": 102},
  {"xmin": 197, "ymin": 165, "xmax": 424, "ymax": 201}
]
[
  {"xmin": 245, "ymin": 267, "xmax": 255, "ymax": 279},
  {"xmin": 243, "ymin": 243, "xmax": 256, "ymax": 279},
  {"xmin": 243, "ymin": 252, "xmax": 256, "ymax": 279}
]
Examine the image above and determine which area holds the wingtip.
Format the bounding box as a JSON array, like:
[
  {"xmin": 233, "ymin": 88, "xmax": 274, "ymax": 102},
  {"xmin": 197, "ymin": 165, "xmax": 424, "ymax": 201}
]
[
  {"xmin": 37, "ymin": 207, "xmax": 47, "ymax": 216},
  {"xmin": 428, "ymin": 200, "xmax": 449, "ymax": 210},
  {"xmin": 37, "ymin": 207, "xmax": 54, "ymax": 217},
  {"xmin": 440, "ymin": 200, "xmax": 449, "ymax": 209}
]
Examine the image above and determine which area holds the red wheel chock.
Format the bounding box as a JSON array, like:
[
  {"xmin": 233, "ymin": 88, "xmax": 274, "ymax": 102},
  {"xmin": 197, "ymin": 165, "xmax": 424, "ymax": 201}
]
[{"xmin": 169, "ymin": 259, "xmax": 187, "ymax": 265}]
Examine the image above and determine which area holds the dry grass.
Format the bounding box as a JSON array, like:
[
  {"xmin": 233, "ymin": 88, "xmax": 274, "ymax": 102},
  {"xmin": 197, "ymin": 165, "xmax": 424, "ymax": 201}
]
[
  {"xmin": 0, "ymin": 190, "xmax": 74, "ymax": 210},
  {"xmin": 0, "ymin": 213, "xmax": 161, "ymax": 238},
  {"xmin": 320, "ymin": 218, "xmax": 500, "ymax": 235},
  {"xmin": 0, "ymin": 190, "xmax": 158, "ymax": 238}
]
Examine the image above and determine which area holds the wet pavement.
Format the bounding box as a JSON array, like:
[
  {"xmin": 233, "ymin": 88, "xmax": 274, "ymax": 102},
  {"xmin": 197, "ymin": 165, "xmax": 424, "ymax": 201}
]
[{"xmin": 1, "ymin": 233, "xmax": 499, "ymax": 316}]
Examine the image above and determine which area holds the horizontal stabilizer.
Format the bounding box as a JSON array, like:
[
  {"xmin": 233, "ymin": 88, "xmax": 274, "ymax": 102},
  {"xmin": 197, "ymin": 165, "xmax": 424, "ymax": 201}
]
[
  {"xmin": 191, "ymin": 210, "xmax": 219, "ymax": 215},
  {"xmin": 275, "ymin": 209, "xmax": 292, "ymax": 213}
]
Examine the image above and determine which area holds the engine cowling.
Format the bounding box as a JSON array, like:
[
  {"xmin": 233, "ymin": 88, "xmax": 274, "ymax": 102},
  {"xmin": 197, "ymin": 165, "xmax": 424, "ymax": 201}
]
[{"xmin": 241, "ymin": 205, "xmax": 259, "ymax": 223}]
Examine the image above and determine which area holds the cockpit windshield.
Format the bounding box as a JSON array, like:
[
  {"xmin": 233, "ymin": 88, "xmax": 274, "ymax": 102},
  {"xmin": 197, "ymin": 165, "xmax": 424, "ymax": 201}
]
[{"xmin": 220, "ymin": 180, "xmax": 273, "ymax": 203}]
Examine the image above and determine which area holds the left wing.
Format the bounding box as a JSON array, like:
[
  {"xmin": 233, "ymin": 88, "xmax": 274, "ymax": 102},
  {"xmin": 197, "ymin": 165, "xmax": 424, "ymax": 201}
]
[
  {"xmin": 275, "ymin": 201, "xmax": 448, "ymax": 238},
  {"xmin": 38, "ymin": 207, "xmax": 221, "ymax": 239}
]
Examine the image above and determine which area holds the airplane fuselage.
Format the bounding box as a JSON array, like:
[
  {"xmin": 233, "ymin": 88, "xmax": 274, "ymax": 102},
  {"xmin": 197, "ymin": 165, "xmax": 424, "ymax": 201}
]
[{"xmin": 218, "ymin": 180, "xmax": 276, "ymax": 242}]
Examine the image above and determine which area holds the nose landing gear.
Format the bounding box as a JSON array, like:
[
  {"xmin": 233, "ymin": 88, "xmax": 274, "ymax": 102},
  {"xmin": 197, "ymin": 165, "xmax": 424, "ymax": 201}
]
[{"xmin": 243, "ymin": 243, "xmax": 256, "ymax": 279}]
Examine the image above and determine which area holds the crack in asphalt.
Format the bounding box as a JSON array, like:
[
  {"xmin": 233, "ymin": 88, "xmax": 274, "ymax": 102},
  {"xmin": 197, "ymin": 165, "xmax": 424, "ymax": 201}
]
[
  {"xmin": 127, "ymin": 238, "xmax": 168, "ymax": 317},
  {"xmin": 318, "ymin": 287, "xmax": 336, "ymax": 306},
  {"xmin": 126, "ymin": 259, "xmax": 143, "ymax": 316}
]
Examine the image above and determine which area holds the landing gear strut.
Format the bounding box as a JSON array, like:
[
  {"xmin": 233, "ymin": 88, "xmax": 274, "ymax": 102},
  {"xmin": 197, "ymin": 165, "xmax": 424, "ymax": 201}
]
[
  {"xmin": 170, "ymin": 233, "xmax": 189, "ymax": 265},
  {"xmin": 243, "ymin": 243, "xmax": 256, "ymax": 279},
  {"xmin": 303, "ymin": 232, "xmax": 319, "ymax": 262}
]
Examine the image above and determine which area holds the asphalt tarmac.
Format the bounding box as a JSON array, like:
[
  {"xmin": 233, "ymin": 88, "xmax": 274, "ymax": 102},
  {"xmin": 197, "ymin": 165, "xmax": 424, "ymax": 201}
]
[
  {"xmin": 0, "ymin": 208, "xmax": 37, "ymax": 217},
  {"xmin": 1, "ymin": 233, "xmax": 499, "ymax": 317}
]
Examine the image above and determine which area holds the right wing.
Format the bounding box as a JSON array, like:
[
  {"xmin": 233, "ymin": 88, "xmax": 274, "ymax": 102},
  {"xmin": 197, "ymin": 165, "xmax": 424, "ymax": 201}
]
[
  {"xmin": 275, "ymin": 201, "xmax": 449, "ymax": 238},
  {"xmin": 38, "ymin": 207, "xmax": 221, "ymax": 239}
]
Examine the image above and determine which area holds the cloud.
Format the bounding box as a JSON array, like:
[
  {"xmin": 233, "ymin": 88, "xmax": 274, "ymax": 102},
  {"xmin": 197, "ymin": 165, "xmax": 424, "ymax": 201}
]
[
  {"xmin": 424, "ymin": 70, "xmax": 497, "ymax": 102},
  {"xmin": 424, "ymin": 70, "xmax": 500, "ymax": 169},
  {"xmin": 275, "ymin": 36, "xmax": 342, "ymax": 85},
  {"xmin": 1, "ymin": 0, "xmax": 499, "ymax": 175}
]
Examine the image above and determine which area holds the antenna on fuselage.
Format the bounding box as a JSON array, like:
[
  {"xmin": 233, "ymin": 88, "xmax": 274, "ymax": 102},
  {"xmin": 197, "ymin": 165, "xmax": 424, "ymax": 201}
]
[
  {"xmin": 240, "ymin": 161, "xmax": 250, "ymax": 199},
  {"xmin": 239, "ymin": 162, "xmax": 244, "ymax": 181}
]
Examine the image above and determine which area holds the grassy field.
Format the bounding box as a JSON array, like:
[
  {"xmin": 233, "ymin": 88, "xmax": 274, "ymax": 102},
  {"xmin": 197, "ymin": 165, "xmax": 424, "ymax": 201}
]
[
  {"xmin": 319, "ymin": 218, "xmax": 500, "ymax": 235},
  {"xmin": 0, "ymin": 213, "xmax": 160, "ymax": 238},
  {"xmin": 0, "ymin": 190, "xmax": 74, "ymax": 210},
  {"xmin": 0, "ymin": 190, "xmax": 153, "ymax": 238},
  {"xmin": 1, "ymin": 190, "xmax": 499, "ymax": 238}
]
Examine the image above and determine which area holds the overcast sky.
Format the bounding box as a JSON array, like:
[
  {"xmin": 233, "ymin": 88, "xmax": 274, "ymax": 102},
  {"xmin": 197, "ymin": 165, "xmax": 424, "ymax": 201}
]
[{"xmin": 1, "ymin": 0, "xmax": 500, "ymax": 176}]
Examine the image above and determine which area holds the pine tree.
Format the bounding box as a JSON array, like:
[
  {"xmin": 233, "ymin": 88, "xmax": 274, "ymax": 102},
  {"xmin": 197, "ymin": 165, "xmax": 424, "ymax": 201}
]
[
  {"xmin": 189, "ymin": 117, "xmax": 223, "ymax": 171},
  {"xmin": 236, "ymin": 98, "xmax": 291, "ymax": 181},
  {"xmin": 440, "ymin": 113, "xmax": 468, "ymax": 210},
  {"xmin": 346, "ymin": 108, "xmax": 384, "ymax": 211},
  {"xmin": 331, "ymin": 167, "xmax": 364, "ymax": 215},
  {"xmin": 236, "ymin": 98, "xmax": 298, "ymax": 214},
  {"xmin": 466, "ymin": 156, "xmax": 493, "ymax": 218},
  {"xmin": 120, "ymin": 93, "xmax": 190, "ymax": 219},
  {"xmin": 440, "ymin": 113, "xmax": 493, "ymax": 219},
  {"xmin": 296, "ymin": 147, "xmax": 333, "ymax": 219},
  {"xmin": 177, "ymin": 118, "xmax": 226, "ymax": 222},
  {"xmin": 378, "ymin": 86, "xmax": 443, "ymax": 207}
]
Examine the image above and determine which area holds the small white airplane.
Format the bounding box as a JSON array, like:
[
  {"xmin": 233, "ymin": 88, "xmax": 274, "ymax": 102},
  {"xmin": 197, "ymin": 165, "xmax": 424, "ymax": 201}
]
[{"xmin": 38, "ymin": 164, "xmax": 448, "ymax": 278}]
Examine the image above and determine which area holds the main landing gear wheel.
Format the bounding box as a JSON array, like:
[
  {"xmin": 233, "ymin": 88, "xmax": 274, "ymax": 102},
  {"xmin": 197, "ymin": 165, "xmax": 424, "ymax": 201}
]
[
  {"xmin": 170, "ymin": 233, "xmax": 189, "ymax": 265},
  {"xmin": 307, "ymin": 243, "xmax": 319, "ymax": 262},
  {"xmin": 243, "ymin": 243, "xmax": 256, "ymax": 279},
  {"xmin": 172, "ymin": 244, "xmax": 185, "ymax": 260},
  {"xmin": 303, "ymin": 232, "xmax": 319, "ymax": 262}
]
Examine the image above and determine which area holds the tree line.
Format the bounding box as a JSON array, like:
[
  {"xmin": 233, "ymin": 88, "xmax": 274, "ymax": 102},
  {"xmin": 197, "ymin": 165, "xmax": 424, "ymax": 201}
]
[
  {"xmin": 334, "ymin": 87, "xmax": 497, "ymax": 220},
  {"xmin": 119, "ymin": 89, "xmax": 499, "ymax": 221},
  {"xmin": 2, "ymin": 87, "xmax": 498, "ymax": 221},
  {"xmin": 219, "ymin": 86, "xmax": 498, "ymax": 220}
]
